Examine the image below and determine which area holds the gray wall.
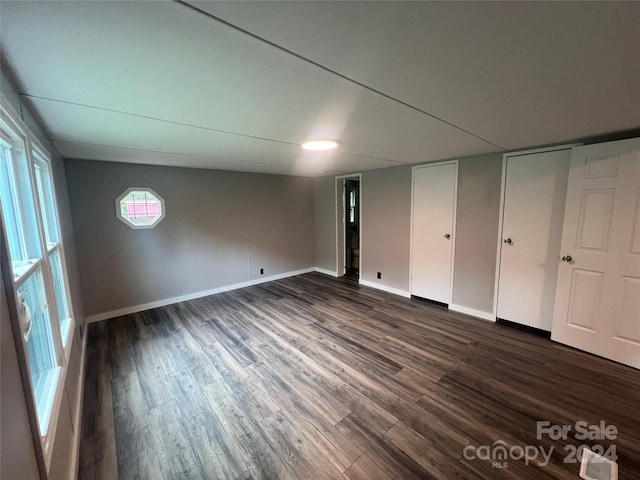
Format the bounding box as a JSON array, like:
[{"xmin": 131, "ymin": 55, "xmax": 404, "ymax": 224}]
[
  {"xmin": 313, "ymin": 176, "xmax": 336, "ymax": 272},
  {"xmin": 314, "ymin": 151, "xmax": 503, "ymax": 314},
  {"xmin": 1, "ymin": 67, "xmax": 85, "ymax": 480},
  {"xmin": 361, "ymin": 165, "xmax": 413, "ymax": 291},
  {"xmin": 65, "ymin": 159, "xmax": 316, "ymax": 317},
  {"xmin": 452, "ymin": 153, "xmax": 503, "ymax": 312}
]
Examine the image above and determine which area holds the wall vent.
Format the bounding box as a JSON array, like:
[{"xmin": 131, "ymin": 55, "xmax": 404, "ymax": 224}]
[{"xmin": 579, "ymin": 448, "xmax": 618, "ymax": 480}]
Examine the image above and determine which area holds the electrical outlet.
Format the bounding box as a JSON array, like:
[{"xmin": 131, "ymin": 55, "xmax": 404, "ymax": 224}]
[
  {"xmin": 260, "ymin": 268, "xmax": 264, "ymax": 275},
  {"xmin": 377, "ymin": 272, "xmax": 381, "ymax": 279}
]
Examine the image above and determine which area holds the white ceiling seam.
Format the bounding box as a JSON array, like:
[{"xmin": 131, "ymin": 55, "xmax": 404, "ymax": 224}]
[
  {"xmin": 0, "ymin": 1, "xmax": 518, "ymax": 172},
  {"xmin": 194, "ymin": 1, "xmax": 640, "ymax": 149},
  {"xmin": 1, "ymin": 1, "xmax": 637, "ymax": 176},
  {"xmin": 23, "ymin": 94, "xmax": 408, "ymax": 166},
  {"xmin": 174, "ymin": 0, "xmax": 506, "ymax": 151},
  {"xmin": 21, "ymin": 94, "xmax": 303, "ymax": 147}
]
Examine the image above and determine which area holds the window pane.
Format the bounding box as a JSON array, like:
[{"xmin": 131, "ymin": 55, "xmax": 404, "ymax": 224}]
[
  {"xmin": 0, "ymin": 142, "xmax": 24, "ymax": 258},
  {"xmin": 117, "ymin": 189, "xmax": 164, "ymax": 228},
  {"xmin": 0, "ymin": 137, "xmax": 42, "ymax": 279},
  {"xmin": 34, "ymin": 159, "xmax": 60, "ymax": 248},
  {"xmin": 17, "ymin": 268, "xmax": 60, "ymax": 431},
  {"xmin": 49, "ymin": 248, "xmax": 71, "ymax": 344},
  {"xmin": 124, "ymin": 190, "xmax": 157, "ymax": 225}
]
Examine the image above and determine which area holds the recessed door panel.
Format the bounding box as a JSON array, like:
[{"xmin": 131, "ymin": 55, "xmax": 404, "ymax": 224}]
[
  {"xmin": 613, "ymin": 276, "xmax": 640, "ymax": 345},
  {"xmin": 575, "ymin": 189, "xmax": 615, "ymax": 251},
  {"xmin": 566, "ymin": 269, "xmax": 603, "ymax": 331},
  {"xmin": 585, "ymin": 154, "xmax": 620, "ymax": 178}
]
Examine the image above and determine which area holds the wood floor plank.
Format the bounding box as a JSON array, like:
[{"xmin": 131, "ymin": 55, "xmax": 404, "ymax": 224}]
[
  {"xmin": 79, "ymin": 273, "xmax": 640, "ymax": 480},
  {"xmin": 202, "ymin": 341, "xmax": 280, "ymax": 421},
  {"xmin": 204, "ymin": 319, "xmax": 260, "ymax": 367},
  {"xmin": 82, "ymin": 328, "xmax": 114, "ymax": 439},
  {"xmin": 113, "ymin": 425, "xmax": 164, "ymax": 480},
  {"xmin": 163, "ymin": 307, "xmax": 224, "ymax": 386},
  {"xmin": 78, "ymin": 426, "xmax": 118, "ymax": 480},
  {"xmin": 258, "ymin": 343, "xmax": 351, "ymax": 425},
  {"xmin": 335, "ymin": 412, "xmax": 432, "ymax": 480},
  {"xmin": 247, "ymin": 362, "xmax": 362, "ymax": 473},
  {"xmin": 248, "ymin": 313, "xmax": 398, "ymax": 433},
  {"xmin": 202, "ymin": 379, "xmax": 298, "ymax": 480},
  {"xmin": 232, "ymin": 470, "xmax": 257, "ymax": 480},
  {"xmin": 170, "ymin": 368, "xmax": 247, "ymax": 480},
  {"xmin": 111, "ymin": 372, "xmax": 164, "ymax": 480},
  {"xmin": 259, "ymin": 411, "xmax": 345, "ymax": 480},
  {"xmin": 131, "ymin": 338, "xmax": 175, "ymax": 411},
  {"xmin": 384, "ymin": 420, "xmax": 474, "ymax": 480},
  {"xmin": 107, "ymin": 316, "xmax": 135, "ymax": 379},
  {"xmin": 148, "ymin": 401, "xmax": 206, "ymax": 480},
  {"xmin": 343, "ymin": 453, "xmax": 393, "ymax": 480}
]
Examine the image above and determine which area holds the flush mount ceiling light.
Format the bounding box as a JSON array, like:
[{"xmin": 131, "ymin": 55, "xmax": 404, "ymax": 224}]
[{"xmin": 302, "ymin": 139, "xmax": 338, "ymax": 151}]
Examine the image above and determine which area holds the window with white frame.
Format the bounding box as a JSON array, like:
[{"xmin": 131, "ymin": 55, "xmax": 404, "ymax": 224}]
[
  {"xmin": 0, "ymin": 104, "xmax": 74, "ymax": 455},
  {"xmin": 116, "ymin": 187, "xmax": 165, "ymax": 229}
]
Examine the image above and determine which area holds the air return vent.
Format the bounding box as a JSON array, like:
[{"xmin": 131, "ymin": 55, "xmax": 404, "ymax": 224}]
[{"xmin": 580, "ymin": 448, "xmax": 618, "ymax": 480}]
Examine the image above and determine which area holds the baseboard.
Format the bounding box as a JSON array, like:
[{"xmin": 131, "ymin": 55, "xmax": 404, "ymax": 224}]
[
  {"xmin": 68, "ymin": 326, "xmax": 88, "ymax": 480},
  {"xmin": 314, "ymin": 267, "xmax": 339, "ymax": 277},
  {"xmin": 358, "ymin": 279, "xmax": 411, "ymax": 298},
  {"xmin": 449, "ymin": 303, "xmax": 496, "ymax": 322},
  {"xmin": 86, "ymin": 267, "xmax": 316, "ymax": 323}
]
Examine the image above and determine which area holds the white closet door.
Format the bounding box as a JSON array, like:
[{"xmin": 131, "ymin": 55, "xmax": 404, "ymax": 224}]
[
  {"xmin": 551, "ymin": 138, "xmax": 640, "ymax": 369},
  {"xmin": 497, "ymin": 149, "xmax": 570, "ymax": 330},
  {"xmin": 411, "ymin": 162, "xmax": 457, "ymax": 304}
]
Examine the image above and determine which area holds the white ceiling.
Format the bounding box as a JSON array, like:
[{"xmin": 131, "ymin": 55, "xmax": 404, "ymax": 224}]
[{"xmin": 1, "ymin": 1, "xmax": 639, "ymax": 177}]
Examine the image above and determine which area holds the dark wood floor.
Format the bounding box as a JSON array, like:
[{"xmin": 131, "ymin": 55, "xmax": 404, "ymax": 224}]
[{"xmin": 79, "ymin": 273, "xmax": 640, "ymax": 480}]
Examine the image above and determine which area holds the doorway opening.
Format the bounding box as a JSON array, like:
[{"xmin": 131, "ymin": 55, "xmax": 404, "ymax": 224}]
[
  {"xmin": 345, "ymin": 178, "xmax": 360, "ymax": 279},
  {"xmin": 336, "ymin": 174, "xmax": 361, "ymax": 280}
]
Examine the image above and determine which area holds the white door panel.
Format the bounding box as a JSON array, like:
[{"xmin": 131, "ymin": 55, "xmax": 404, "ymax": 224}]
[
  {"xmin": 411, "ymin": 162, "xmax": 457, "ymax": 304},
  {"xmin": 552, "ymin": 138, "xmax": 640, "ymax": 369},
  {"xmin": 497, "ymin": 149, "xmax": 570, "ymax": 330}
]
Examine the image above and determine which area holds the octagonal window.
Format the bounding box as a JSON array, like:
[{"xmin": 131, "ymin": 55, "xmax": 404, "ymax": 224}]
[{"xmin": 116, "ymin": 188, "xmax": 165, "ymax": 229}]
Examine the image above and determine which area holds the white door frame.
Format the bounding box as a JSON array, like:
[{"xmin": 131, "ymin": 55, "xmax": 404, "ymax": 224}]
[
  {"xmin": 335, "ymin": 173, "xmax": 362, "ymax": 277},
  {"xmin": 492, "ymin": 143, "xmax": 581, "ymax": 319},
  {"xmin": 409, "ymin": 160, "xmax": 458, "ymax": 303}
]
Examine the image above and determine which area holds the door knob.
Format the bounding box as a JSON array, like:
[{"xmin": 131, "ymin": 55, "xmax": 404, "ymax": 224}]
[
  {"xmin": 444, "ymin": 233, "xmax": 451, "ymax": 239},
  {"xmin": 562, "ymin": 255, "xmax": 573, "ymax": 262},
  {"xmin": 503, "ymin": 238, "xmax": 513, "ymax": 245}
]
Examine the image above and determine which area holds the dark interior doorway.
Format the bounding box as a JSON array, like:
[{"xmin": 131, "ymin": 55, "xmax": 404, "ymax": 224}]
[{"xmin": 345, "ymin": 179, "xmax": 360, "ymax": 278}]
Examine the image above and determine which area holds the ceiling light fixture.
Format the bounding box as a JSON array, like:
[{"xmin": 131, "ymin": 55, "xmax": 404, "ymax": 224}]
[{"xmin": 302, "ymin": 139, "xmax": 338, "ymax": 151}]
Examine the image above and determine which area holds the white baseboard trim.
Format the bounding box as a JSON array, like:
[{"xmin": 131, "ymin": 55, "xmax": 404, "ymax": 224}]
[
  {"xmin": 449, "ymin": 303, "xmax": 496, "ymax": 322},
  {"xmin": 69, "ymin": 325, "xmax": 88, "ymax": 480},
  {"xmin": 359, "ymin": 279, "xmax": 411, "ymax": 298},
  {"xmin": 314, "ymin": 267, "xmax": 339, "ymax": 277},
  {"xmin": 86, "ymin": 267, "xmax": 316, "ymax": 323}
]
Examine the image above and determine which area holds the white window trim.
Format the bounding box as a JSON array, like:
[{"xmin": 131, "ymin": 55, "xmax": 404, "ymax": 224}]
[
  {"xmin": 31, "ymin": 148, "xmax": 74, "ymax": 349},
  {"xmin": 0, "ymin": 93, "xmax": 77, "ymax": 474},
  {"xmin": 1, "ymin": 132, "xmax": 31, "ymax": 273},
  {"xmin": 115, "ymin": 186, "xmax": 166, "ymax": 229}
]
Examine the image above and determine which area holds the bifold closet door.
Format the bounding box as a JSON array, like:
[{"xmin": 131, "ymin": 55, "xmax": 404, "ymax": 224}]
[
  {"xmin": 497, "ymin": 149, "xmax": 570, "ymax": 330},
  {"xmin": 411, "ymin": 162, "xmax": 457, "ymax": 304}
]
